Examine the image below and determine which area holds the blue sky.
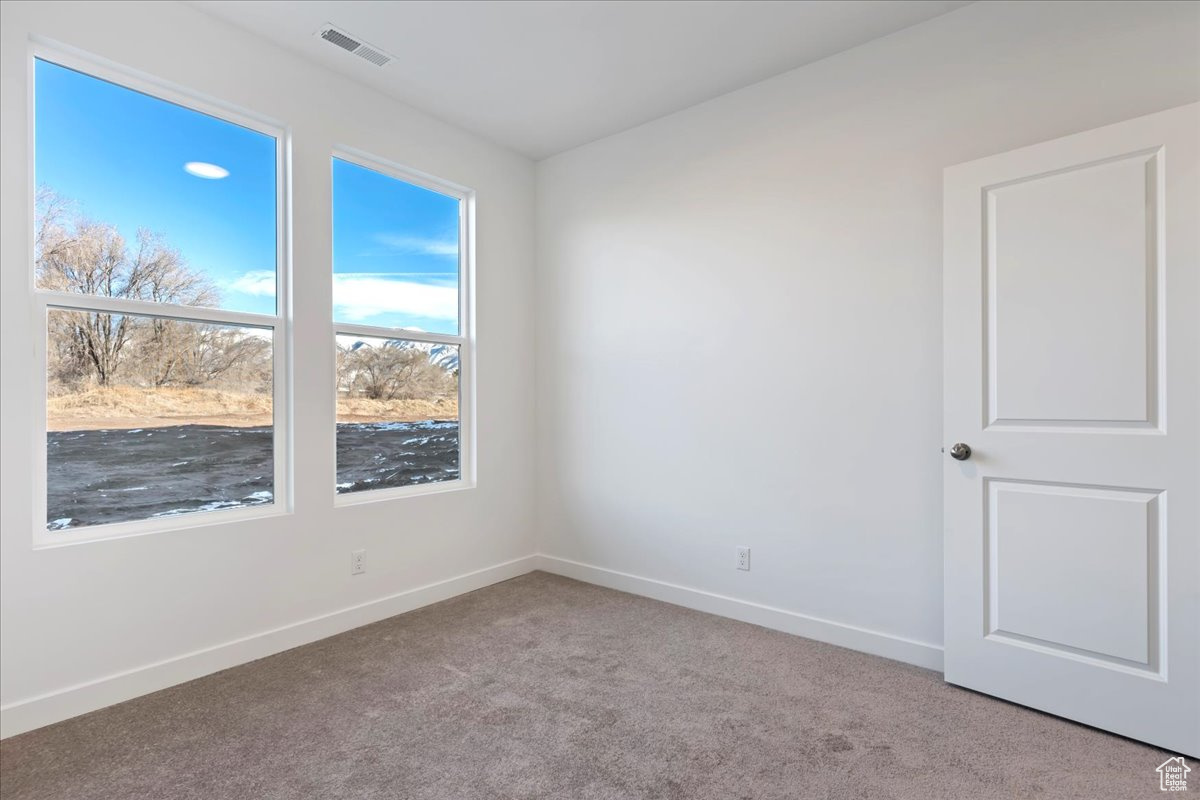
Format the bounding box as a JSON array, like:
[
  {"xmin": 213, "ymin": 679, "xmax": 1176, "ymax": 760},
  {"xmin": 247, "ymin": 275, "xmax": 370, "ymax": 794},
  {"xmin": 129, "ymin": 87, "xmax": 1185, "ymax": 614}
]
[
  {"xmin": 35, "ymin": 58, "xmax": 460, "ymax": 332},
  {"xmin": 332, "ymin": 158, "xmax": 460, "ymax": 333}
]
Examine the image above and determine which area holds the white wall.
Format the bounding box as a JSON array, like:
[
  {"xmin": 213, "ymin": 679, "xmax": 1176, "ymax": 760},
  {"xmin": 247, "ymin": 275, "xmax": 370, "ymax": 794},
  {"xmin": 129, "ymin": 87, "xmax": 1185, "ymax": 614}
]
[
  {"xmin": 535, "ymin": 0, "xmax": 1200, "ymax": 664},
  {"xmin": 0, "ymin": 1, "xmax": 537, "ymax": 736}
]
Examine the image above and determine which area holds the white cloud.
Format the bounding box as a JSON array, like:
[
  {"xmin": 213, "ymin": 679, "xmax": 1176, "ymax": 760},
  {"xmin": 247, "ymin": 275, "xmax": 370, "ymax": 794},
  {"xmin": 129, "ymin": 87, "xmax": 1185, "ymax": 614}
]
[
  {"xmin": 227, "ymin": 270, "xmax": 457, "ymax": 323},
  {"xmin": 184, "ymin": 161, "xmax": 230, "ymax": 180},
  {"xmin": 374, "ymin": 233, "xmax": 458, "ymax": 257},
  {"xmin": 333, "ymin": 275, "xmax": 458, "ymax": 322},
  {"xmin": 227, "ymin": 270, "xmax": 275, "ymax": 296}
]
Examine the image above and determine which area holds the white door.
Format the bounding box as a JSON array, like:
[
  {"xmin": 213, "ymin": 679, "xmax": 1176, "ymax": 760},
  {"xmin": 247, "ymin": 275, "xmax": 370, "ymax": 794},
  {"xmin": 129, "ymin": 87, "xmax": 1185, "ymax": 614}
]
[{"xmin": 944, "ymin": 103, "xmax": 1199, "ymax": 757}]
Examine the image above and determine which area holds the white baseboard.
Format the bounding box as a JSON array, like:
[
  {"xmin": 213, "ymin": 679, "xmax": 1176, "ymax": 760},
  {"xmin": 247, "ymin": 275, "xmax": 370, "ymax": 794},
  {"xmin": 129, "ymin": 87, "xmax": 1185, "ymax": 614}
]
[
  {"xmin": 0, "ymin": 555, "xmax": 539, "ymax": 739},
  {"xmin": 2, "ymin": 553, "xmax": 942, "ymax": 739},
  {"xmin": 535, "ymin": 554, "xmax": 944, "ymax": 672}
]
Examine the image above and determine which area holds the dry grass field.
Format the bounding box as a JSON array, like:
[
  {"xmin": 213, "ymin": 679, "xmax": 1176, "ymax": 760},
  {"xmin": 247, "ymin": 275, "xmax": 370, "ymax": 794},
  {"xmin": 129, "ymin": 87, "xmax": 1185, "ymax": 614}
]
[{"xmin": 46, "ymin": 387, "xmax": 458, "ymax": 431}]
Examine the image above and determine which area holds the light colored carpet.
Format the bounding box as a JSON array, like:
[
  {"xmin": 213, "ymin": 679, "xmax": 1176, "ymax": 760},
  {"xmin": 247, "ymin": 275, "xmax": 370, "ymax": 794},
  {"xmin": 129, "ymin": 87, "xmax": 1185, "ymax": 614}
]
[{"xmin": 0, "ymin": 572, "xmax": 1174, "ymax": 799}]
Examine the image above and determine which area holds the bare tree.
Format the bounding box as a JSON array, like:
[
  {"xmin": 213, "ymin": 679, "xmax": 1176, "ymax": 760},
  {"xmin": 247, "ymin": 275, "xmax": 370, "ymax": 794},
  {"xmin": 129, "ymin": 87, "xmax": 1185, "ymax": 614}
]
[
  {"xmin": 36, "ymin": 188, "xmax": 218, "ymax": 387},
  {"xmin": 350, "ymin": 346, "xmax": 426, "ymax": 400},
  {"xmin": 175, "ymin": 326, "xmax": 272, "ymax": 389},
  {"xmin": 341, "ymin": 343, "xmax": 452, "ymax": 401}
]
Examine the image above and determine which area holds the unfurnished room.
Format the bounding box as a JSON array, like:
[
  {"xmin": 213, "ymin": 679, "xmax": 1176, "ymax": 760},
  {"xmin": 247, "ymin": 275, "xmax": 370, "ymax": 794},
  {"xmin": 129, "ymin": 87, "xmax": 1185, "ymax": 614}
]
[{"xmin": 0, "ymin": 1, "xmax": 1197, "ymax": 798}]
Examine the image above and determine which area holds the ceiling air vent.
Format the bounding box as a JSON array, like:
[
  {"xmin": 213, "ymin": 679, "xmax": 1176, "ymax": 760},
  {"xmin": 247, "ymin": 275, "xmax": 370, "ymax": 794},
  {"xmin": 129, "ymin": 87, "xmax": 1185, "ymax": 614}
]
[{"xmin": 317, "ymin": 24, "xmax": 393, "ymax": 67}]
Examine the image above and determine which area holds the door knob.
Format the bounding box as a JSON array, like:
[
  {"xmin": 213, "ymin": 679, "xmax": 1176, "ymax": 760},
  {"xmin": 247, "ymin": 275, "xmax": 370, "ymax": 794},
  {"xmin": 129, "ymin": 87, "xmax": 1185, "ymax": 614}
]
[{"xmin": 949, "ymin": 442, "xmax": 972, "ymax": 461}]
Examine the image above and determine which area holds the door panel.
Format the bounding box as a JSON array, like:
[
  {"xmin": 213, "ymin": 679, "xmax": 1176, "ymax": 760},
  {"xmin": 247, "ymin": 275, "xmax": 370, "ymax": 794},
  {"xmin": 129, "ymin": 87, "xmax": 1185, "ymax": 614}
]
[
  {"xmin": 988, "ymin": 480, "xmax": 1158, "ymax": 669},
  {"xmin": 944, "ymin": 103, "xmax": 1198, "ymax": 756},
  {"xmin": 987, "ymin": 151, "xmax": 1158, "ymax": 426}
]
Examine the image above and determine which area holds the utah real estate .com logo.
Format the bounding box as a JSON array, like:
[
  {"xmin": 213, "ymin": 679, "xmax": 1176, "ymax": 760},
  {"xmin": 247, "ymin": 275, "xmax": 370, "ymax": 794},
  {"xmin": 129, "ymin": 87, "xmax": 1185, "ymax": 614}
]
[{"xmin": 1157, "ymin": 757, "xmax": 1190, "ymax": 792}]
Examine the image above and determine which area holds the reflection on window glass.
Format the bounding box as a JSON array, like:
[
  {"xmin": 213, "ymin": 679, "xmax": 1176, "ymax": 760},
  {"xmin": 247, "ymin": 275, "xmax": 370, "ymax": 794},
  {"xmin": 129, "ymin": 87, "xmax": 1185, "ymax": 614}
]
[
  {"xmin": 34, "ymin": 58, "xmax": 277, "ymax": 314},
  {"xmin": 332, "ymin": 158, "xmax": 461, "ymax": 334},
  {"xmin": 335, "ymin": 335, "xmax": 460, "ymax": 493},
  {"xmin": 46, "ymin": 310, "xmax": 274, "ymax": 530}
]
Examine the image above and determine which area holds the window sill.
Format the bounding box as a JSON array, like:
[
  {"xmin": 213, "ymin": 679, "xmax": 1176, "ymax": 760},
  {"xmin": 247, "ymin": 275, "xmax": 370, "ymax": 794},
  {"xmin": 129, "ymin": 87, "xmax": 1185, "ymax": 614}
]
[
  {"xmin": 333, "ymin": 478, "xmax": 475, "ymax": 508},
  {"xmin": 32, "ymin": 503, "xmax": 290, "ymax": 549}
]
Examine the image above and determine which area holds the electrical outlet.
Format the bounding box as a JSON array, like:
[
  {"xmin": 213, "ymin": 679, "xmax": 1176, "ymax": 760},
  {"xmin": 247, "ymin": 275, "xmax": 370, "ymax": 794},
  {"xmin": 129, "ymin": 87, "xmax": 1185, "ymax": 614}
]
[
  {"xmin": 736, "ymin": 546, "xmax": 750, "ymax": 571},
  {"xmin": 351, "ymin": 549, "xmax": 366, "ymax": 575}
]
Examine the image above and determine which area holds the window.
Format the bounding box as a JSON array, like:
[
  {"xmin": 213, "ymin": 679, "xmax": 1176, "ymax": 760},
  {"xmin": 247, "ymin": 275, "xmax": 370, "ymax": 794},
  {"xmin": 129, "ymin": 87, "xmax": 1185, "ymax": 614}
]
[
  {"xmin": 332, "ymin": 155, "xmax": 471, "ymax": 497},
  {"xmin": 33, "ymin": 54, "xmax": 286, "ymax": 541}
]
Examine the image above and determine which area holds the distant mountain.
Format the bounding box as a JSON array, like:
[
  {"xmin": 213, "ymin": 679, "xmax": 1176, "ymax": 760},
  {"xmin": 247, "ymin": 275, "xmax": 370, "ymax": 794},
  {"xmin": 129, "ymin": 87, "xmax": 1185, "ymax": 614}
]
[
  {"xmin": 424, "ymin": 343, "xmax": 460, "ymax": 372},
  {"xmin": 345, "ymin": 337, "xmax": 459, "ymax": 372}
]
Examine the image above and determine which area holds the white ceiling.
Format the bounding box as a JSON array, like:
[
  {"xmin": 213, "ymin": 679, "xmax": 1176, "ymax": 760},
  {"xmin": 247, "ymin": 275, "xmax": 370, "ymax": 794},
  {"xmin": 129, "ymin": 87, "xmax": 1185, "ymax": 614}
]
[{"xmin": 190, "ymin": 0, "xmax": 971, "ymax": 160}]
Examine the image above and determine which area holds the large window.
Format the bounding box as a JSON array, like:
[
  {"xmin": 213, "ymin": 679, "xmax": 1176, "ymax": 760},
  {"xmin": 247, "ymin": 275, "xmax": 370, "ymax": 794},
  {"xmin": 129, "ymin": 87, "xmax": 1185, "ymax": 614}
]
[
  {"xmin": 332, "ymin": 155, "xmax": 471, "ymax": 498},
  {"xmin": 33, "ymin": 54, "xmax": 286, "ymax": 542}
]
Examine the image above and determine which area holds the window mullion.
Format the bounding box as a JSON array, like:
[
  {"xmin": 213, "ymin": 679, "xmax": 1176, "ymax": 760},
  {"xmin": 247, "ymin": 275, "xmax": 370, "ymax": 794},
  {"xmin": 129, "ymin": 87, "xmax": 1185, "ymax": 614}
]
[
  {"xmin": 333, "ymin": 323, "xmax": 462, "ymax": 347},
  {"xmin": 39, "ymin": 292, "xmax": 279, "ymax": 329}
]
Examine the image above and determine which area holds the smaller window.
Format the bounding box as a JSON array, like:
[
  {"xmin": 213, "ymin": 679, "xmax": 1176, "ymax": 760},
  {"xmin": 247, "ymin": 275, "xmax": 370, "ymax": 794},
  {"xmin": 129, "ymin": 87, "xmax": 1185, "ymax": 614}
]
[{"xmin": 332, "ymin": 154, "xmax": 470, "ymax": 499}]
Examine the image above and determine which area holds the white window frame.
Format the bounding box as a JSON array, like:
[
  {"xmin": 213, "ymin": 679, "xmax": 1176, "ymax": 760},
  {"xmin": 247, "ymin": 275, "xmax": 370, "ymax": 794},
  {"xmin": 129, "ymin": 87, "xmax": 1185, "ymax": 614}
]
[
  {"xmin": 331, "ymin": 148, "xmax": 475, "ymax": 505},
  {"xmin": 29, "ymin": 43, "xmax": 292, "ymax": 548}
]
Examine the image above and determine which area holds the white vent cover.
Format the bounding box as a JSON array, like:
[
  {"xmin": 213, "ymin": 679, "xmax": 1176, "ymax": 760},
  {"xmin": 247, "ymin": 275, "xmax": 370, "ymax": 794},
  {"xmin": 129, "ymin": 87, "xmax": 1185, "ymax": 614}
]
[{"xmin": 317, "ymin": 24, "xmax": 393, "ymax": 67}]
